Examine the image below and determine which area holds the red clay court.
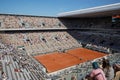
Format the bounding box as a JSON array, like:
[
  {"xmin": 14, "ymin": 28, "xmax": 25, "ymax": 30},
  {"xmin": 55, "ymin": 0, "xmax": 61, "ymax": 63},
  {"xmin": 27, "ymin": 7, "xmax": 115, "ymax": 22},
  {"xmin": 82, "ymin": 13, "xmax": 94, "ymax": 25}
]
[{"xmin": 34, "ymin": 48, "xmax": 107, "ymax": 73}]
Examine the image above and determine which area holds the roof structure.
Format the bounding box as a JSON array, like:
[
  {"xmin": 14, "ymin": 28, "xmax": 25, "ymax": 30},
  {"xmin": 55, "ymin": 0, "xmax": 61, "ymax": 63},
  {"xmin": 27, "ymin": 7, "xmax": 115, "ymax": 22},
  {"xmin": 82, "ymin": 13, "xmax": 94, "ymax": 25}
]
[{"xmin": 58, "ymin": 3, "xmax": 120, "ymax": 18}]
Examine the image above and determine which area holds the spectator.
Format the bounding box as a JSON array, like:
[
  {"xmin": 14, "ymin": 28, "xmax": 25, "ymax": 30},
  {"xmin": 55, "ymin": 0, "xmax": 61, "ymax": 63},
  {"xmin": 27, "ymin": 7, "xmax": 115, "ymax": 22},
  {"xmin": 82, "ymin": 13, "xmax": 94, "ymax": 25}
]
[
  {"xmin": 114, "ymin": 63, "xmax": 120, "ymax": 72},
  {"xmin": 102, "ymin": 58, "xmax": 107, "ymax": 69},
  {"xmin": 71, "ymin": 76, "xmax": 77, "ymax": 80},
  {"xmin": 113, "ymin": 64, "xmax": 120, "ymax": 80},
  {"xmin": 103, "ymin": 59, "xmax": 114, "ymax": 80},
  {"xmin": 2, "ymin": 71, "xmax": 7, "ymax": 80},
  {"xmin": 89, "ymin": 62, "xmax": 106, "ymax": 80}
]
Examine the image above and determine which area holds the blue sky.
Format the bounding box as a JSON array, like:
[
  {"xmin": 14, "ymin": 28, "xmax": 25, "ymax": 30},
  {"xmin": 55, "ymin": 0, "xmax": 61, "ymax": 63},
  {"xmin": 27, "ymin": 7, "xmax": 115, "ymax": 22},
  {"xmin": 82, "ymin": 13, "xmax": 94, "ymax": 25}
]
[{"xmin": 0, "ymin": 0, "xmax": 120, "ymax": 16}]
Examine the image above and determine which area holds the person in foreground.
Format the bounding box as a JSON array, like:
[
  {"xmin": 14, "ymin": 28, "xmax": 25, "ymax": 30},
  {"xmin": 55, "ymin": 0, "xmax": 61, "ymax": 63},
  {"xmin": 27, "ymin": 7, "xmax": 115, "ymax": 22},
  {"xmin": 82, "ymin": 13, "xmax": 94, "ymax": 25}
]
[
  {"xmin": 89, "ymin": 62, "xmax": 107, "ymax": 80},
  {"xmin": 102, "ymin": 59, "xmax": 114, "ymax": 80},
  {"xmin": 113, "ymin": 63, "xmax": 120, "ymax": 80}
]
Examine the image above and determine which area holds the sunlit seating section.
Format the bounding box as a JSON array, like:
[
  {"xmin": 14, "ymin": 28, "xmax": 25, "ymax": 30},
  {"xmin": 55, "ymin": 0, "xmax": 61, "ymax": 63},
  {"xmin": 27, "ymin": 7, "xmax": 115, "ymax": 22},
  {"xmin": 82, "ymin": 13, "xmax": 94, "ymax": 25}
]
[
  {"xmin": 0, "ymin": 41, "xmax": 50, "ymax": 80},
  {"xmin": 0, "ymin": 14, "xmax": 113, "ymax": 30},
  {"xmin": 0, "ymin": 15, "xmax": 66, "ymax": 29},
  {"xmin": 0, "ymin": 31, "xmax": 82, "ymax": 55}
]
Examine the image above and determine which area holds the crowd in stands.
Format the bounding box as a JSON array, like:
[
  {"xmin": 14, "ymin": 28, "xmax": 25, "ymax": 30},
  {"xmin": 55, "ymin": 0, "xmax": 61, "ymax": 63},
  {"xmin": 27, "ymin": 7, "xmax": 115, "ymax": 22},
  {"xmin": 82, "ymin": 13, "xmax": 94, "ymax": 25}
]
[
  {"xmin": 0, "ymin": 45, "xmax": 119, "ymax": 80},
  {"xmin": 0, "ymin": 15, "xmax": 113, "ymax": 29},
  {"xmin": 1, "ymin": 30, "xmax": 119, "ymax": 80},
  {"xmin": 59, "ymin": 17, "xmax": 112, "ymax": 29},
  {"xmin": 69, "ymin": 31, "xmax": 120, "ymax": 52},
  {"xmin": 0, "ymin": 15, "xmax": 66, "ymax": 29},
  {"xmin": 0, "ymin": 31, "xmax": 81, "ymax": 55},
  {"xmin": 85, "ymin": 43, "xmax": 111, "ymax": 53},
  {"xmin": 0, "ymin": 41, "xmax": 51, "ymax": 80}
]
